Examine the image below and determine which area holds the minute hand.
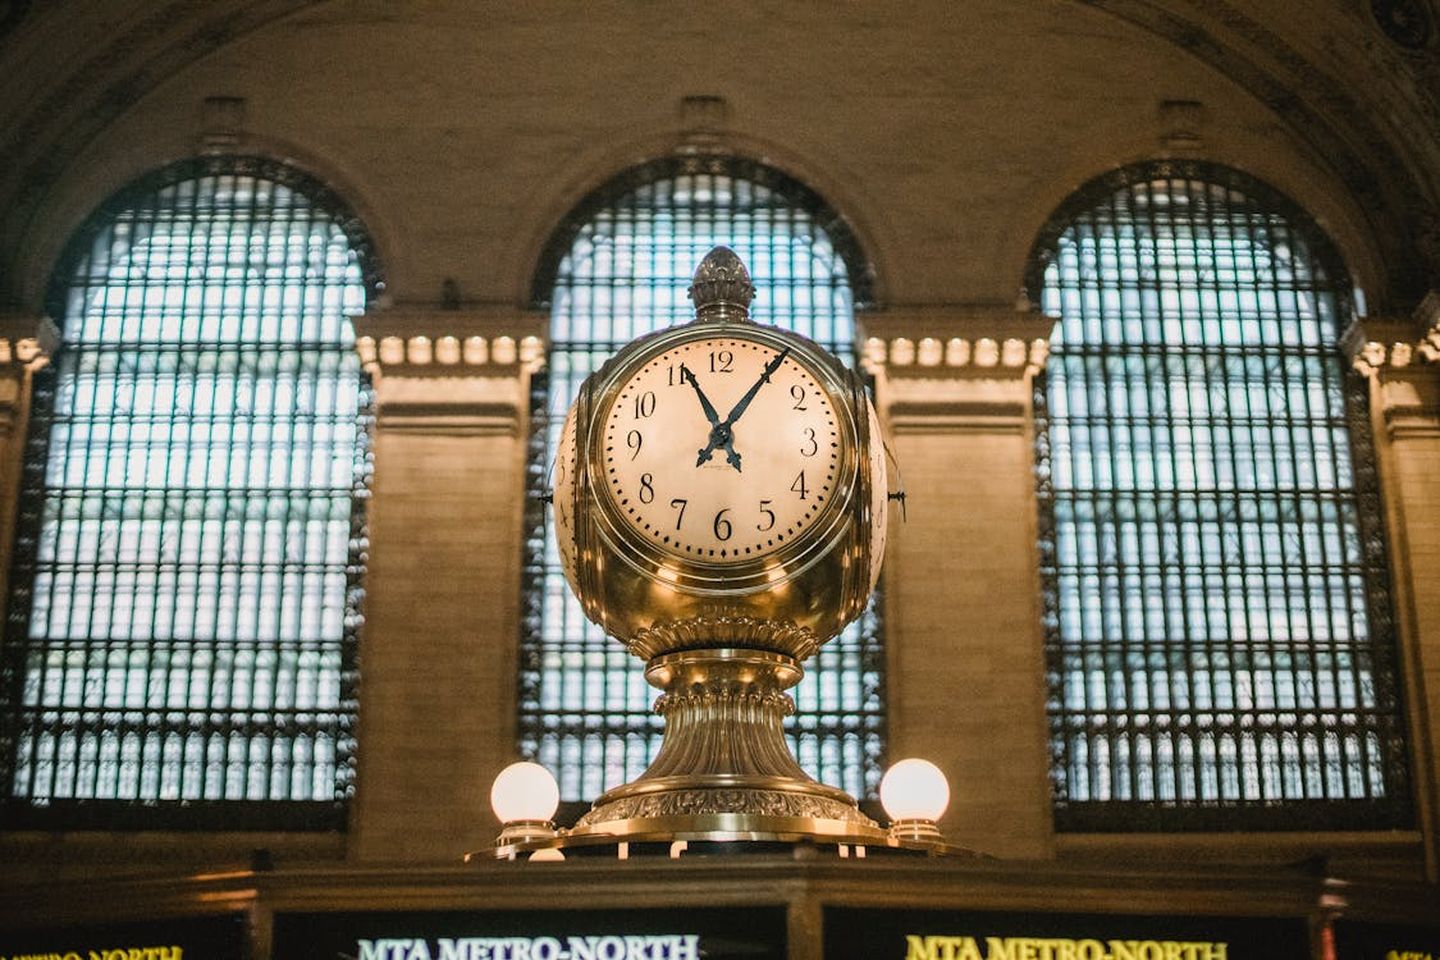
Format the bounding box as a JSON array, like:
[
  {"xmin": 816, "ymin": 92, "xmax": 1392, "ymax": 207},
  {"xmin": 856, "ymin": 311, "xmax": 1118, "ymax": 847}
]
[{"xmin": 720, "ymin": 346, "xmax": 792, "ymax": 428}]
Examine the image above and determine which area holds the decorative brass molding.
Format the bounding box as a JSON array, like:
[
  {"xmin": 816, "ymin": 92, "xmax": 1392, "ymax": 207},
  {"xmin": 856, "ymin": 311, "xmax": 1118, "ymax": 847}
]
[
  {"xmin": 576, "ymin": 788, "xmax": 872, "ymax": 826},
  {"xmin": 626, "ymin": 616, "xmax": 820, "ymax": 661},
  {"xmin": 570, "ymin": 646, "xmax": 877, "ymax": 835},
  {"xmin": 687, "ymin": 244, "xmax": 755, "ymax": 320}
]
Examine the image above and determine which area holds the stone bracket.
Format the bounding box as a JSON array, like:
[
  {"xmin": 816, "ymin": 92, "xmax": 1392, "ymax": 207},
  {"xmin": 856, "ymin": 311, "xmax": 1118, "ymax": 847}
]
[
  {"xmin": 354, "ymin": 306, "xmax": 548, "ymax": 436},
  {"xmin": 0, "ymin": 313, "xmax": 60, "ymax": 372},
  {"xmin": 0, "ymin": 313, "xmax": 60, "ymax": 438},
  {"xmin": 1342, "ymin": 292, "xmax": 1440, "ymax": 378},
  {"xmin": 353, "ymin": 307, "xmax": 547, "ymax": 381},
  {"xmin": 859, "ymin": 305, "xmax": 1055, "ymax": 381}
]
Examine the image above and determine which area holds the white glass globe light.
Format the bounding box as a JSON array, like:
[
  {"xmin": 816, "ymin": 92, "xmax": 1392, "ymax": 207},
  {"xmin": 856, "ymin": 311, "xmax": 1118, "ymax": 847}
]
[
  {"xmin": 490, "ymin": 761, "xmax": 560, "ymax": 823},
  {"xmin": 879, "ymin": 758, "xmax": 950, "ymax": 822}
]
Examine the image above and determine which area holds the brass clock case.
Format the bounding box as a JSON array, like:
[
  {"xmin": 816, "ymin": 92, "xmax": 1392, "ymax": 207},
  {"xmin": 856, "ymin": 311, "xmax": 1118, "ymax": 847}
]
[
  {"xmin": 547, "ymin": 247, "xmax": 889, "ymax": 837},
  {"xmin": 558, "ymin": 318, "xmax": 883, "ymax": 659}
]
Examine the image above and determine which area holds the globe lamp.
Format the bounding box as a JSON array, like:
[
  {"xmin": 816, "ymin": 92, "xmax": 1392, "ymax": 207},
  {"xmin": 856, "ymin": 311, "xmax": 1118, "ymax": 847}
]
[
  {"xmin": 491, "ymin": 761, "xmax": 561, "ymax": 845},
  {"xmin": 880, "ymin": 758, "xmax": 949, "ymax": 842}
]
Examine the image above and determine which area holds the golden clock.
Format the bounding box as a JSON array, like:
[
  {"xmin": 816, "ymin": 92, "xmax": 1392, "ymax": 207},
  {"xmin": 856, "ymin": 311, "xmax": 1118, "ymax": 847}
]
[
  {"xmin": 556, "ymin": 249, "xmax": 885, "ymax": 657},
  {"xmin": 553, "ymin": 246, "xmax": 890, "ymax": 834}
]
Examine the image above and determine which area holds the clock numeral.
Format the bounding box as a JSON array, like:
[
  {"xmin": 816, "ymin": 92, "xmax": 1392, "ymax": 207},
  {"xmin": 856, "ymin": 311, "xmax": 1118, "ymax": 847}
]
[
  {"xmin": 667, "ymin": 364, "xmax": 677, "ymax": 387},
  {"xmin": 758, "ymin": 499, "xmax": 776, "ymax": 532},
  {"xmin": 800, "ymin": 427, "xmax": 818, "ymax": 457},
  {"xmin": 710, "ymin": 350, "xmax": 734, "ymax": 373},
  {"xmin": 626, "ymin": 429, "xmax": 643, "ymax": 459},
  {"xmin": 633, "ymin": 391, "xmax": 657, "ymax": 419},
  {"xmin": 790, "ymin": 384, "xmax": 808, "ymax": 411},
  {"xmin": 713, "ymin": 508, "xmax": 733, "ymax": 541},
  {"xmin": 669, "ymin": 498, "xmax": 688, "ymax": 529},
  {"xmin": 790, "ymin": 470, "xmax": 808, "ymax": 500},
  {"xmin": 638, "ymin": 473, "xmax": 655, "ymax": 504}
]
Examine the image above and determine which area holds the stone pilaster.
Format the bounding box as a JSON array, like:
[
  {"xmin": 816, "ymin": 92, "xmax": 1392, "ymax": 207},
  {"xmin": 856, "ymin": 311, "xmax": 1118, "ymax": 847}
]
[
  {"xmin": 347, "ymin": 307, "xmax": 546, "ymax": 861},
  {"xmin": 0, "ymin": 313, "xmax": 58, "ymax": 618},
  {"xmin": 1343, "ymin": 293, "xmax": 1440, "ymax": 880},
  {"xmin": 861, "ymin": 305, "xmax": 1055, "ymax": 858}
]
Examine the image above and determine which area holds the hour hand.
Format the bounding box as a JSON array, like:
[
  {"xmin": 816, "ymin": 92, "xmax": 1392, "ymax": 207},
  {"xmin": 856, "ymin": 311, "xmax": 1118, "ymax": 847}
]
[{"xmin": 679, "ymin": 364, "xmax": 721, "ymax": 426}]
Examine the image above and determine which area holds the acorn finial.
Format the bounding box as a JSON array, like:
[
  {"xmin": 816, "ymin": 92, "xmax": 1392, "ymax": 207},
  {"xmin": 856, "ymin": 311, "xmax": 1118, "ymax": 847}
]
[{"xmin": 688, "ymin": 246, "xmax": 755, "ymax": 322}]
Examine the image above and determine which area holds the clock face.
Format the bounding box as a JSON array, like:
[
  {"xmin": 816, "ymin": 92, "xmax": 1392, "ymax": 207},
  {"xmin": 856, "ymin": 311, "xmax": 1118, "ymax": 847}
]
[{"xmin": 600, "ymin": 335, "xmax": 843, "ymax": 564}]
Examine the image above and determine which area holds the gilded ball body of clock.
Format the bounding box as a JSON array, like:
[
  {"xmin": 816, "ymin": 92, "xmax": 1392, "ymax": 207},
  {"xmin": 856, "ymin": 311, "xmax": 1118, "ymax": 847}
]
[{"xmin": 555, "ymin": 248, "xmax": 886, "ymax": 660}]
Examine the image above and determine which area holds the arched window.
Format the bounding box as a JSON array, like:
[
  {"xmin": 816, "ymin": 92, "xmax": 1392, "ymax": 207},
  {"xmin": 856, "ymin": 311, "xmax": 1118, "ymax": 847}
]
[
  {"xmin": 522, "ymin": 154, "xmax": 884, "ymax": 806},
  {"xmin": 1030, "ymin": 160, "xmax": 1410, "ymax": 831},
  {"xmin": 0, "ymin": 156, "xmax": 380, "ymax": 830}
]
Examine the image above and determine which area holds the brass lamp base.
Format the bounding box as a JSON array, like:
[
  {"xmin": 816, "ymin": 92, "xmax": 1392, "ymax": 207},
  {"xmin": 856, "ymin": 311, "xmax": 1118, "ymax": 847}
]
[{"xmin": 572, "ymin": 646, "xmax": 880, "ymax": 837}]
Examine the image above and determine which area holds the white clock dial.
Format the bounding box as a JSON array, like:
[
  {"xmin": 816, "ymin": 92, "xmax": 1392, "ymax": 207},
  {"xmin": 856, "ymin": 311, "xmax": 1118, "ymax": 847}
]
[{"xmin": 601, "ymin": 336, "xmax": 842, "ymax": 564}]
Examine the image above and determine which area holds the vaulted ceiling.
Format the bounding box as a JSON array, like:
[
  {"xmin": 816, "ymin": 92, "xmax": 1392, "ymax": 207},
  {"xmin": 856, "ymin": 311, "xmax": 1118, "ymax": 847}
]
[{"xmin": 1, "ymin": 0, "xmax": 1438, "ymax": 310}]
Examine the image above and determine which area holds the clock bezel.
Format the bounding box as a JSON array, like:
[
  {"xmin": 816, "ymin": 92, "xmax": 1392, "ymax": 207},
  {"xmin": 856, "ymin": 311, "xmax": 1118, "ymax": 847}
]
[{"xmin": 578, "ymin": 321, "xmax": 865, "ymax": 597}]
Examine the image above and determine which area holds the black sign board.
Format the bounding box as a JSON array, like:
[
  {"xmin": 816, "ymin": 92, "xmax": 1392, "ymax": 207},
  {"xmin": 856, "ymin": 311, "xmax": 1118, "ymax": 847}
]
[
  {"xmin": 822, "ymin": 907, "xmax": 1309, "ymax": 960},
  {"xmin": 271, "ymin": 907, "xmax": 786, "ymax": 960},
  {"xmin": 0, "ymin": 914, "xmax": 247, "ymax": 960},
  {"xmin": 1333, "ymin": 919, "xmax": 1440, "ymax": 960}
]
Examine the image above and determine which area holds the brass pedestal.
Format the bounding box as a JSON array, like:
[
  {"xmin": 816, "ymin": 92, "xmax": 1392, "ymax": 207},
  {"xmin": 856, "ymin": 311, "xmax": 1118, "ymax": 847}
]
[{"xmin": 568, "ymin": 646, "xmax": 884, "ymax": 842}]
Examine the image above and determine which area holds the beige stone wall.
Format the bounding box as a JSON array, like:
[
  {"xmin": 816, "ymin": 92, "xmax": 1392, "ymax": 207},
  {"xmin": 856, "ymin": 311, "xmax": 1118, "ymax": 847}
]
[
  {"xmin": 862, "ymin": 309, "xmax": 1055, "ymax": 859},
  {"xmin": 349, "ymin": 311, "xmax": 545, "ymax": 860}
]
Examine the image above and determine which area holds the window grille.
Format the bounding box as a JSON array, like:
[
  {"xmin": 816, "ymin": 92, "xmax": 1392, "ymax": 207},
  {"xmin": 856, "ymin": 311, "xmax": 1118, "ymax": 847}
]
[
  {"xmin": 521, "ymin": 154, "xmax": 884, "ymax": 806},
  {"xmin": 1030, "ymin": 161, "xmax": 1410, "ymax": 831},
  {"xmin": 0, "ymin": 156, "xmax": 380, "ymax": 830}
]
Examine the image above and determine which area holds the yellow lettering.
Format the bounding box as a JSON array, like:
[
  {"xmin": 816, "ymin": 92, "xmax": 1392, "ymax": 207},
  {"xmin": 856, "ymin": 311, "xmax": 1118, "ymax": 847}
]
[
  {"xmin": 987, "ymin": 939, "xmax": 1020, "ymax": 960},
  {"xmin": 1111, "ymin": 942, "xmax": 1137, "ymax": 960},
  {"xmin": 958, "ymin": 939, "xmax": 984, "ymax": 960},
  {"xmin": 906, "ymin": 936, "xmax": 936, "ymax": 960}
]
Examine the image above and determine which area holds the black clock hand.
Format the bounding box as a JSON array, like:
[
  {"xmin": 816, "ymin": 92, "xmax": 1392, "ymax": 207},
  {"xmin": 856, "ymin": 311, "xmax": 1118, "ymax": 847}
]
[
  {"xmin": 685, "ymin": 364, "xmax": 743, "ymax": 470},
  {"xmin": 719, "ymin": 346, "xmax": 791, "ymax": 429},
  {"xmin": 695, "ymin": 347, "xmax": 792, "ymax": 472},
  {"xmin": 679, "ymin": 364, "xmax": 721, "ymax": 425}
]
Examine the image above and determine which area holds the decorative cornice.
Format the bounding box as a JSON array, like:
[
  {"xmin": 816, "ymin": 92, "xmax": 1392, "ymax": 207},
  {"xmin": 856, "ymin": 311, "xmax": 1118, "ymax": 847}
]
[
  {"xmin": 1341, "ymin": 292, "xmax": 1440, "ymax": 377},
  {"xmin": 353, "ymin": 307, "xmax": 547, "ymax": 380},
  {"xmin": 858, "ymin": 306, "xmax": 1055, "ymax": 380}
]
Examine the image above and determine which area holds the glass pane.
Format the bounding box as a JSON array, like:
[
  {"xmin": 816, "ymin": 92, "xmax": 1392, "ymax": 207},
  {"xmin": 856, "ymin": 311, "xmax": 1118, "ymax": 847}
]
[
  {"xmin": 0, "ymin": 158, "xmax": 373, "ymax": 827},
  {"xmin": 1034, "ymin": 164, "xmax": 1409, "ymax": 830}
]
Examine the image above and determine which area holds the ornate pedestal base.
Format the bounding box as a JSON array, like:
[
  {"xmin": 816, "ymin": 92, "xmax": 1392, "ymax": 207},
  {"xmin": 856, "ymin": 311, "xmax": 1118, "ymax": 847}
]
[{"xmin": 569, "ymin": 648, "xmax": 882, "ymax": 840}]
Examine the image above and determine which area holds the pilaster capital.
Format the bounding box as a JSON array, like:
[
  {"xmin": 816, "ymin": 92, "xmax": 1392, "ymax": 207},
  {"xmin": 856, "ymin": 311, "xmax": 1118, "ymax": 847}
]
[
  {"xmin": 353, "ymin": 306, "xmax": 547, "ymax": 381},
  {"xmin": 858, "ymin": 305, "xmax": 1056, "ymax": 381},
  {"xmin": 1341, "ymin": 295, "xmax": 1440, "ymax": 438},
  {"xmin": 0, "ymin": 313, "xmax": 60, "ymax": 375},
  {"xmin": 0, "ymin": 314, "xmax": 58, "ymax": 438},
  {"xmin": 354, "ymin": 306, "xmax": 549, "ymax": 436},
  {"xmin": 1342, "ymin": 292, "xmax": 1440, "ymax": 379}
]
